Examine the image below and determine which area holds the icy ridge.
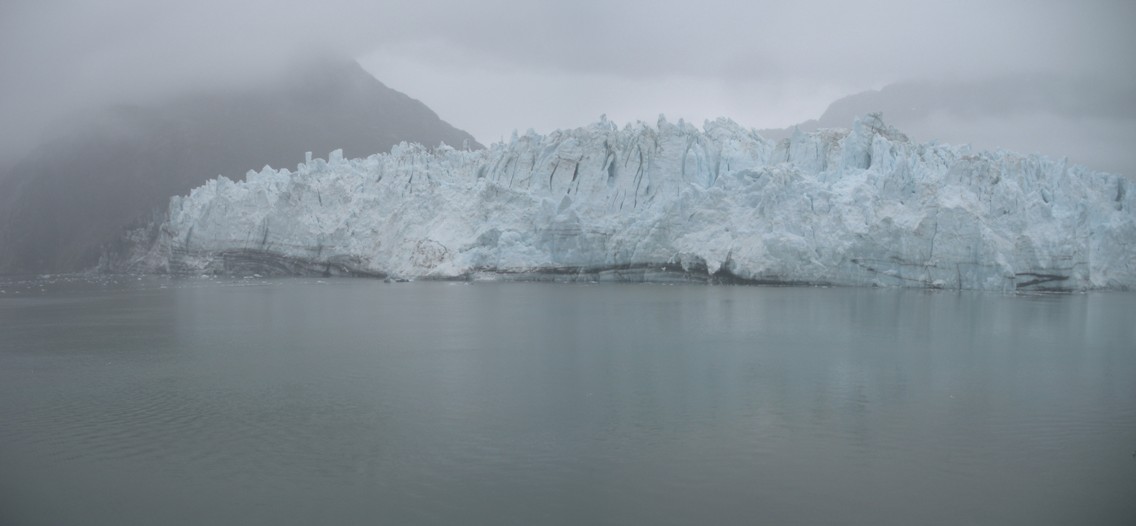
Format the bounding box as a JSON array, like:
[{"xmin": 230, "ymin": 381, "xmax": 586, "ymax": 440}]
[{"xmin": 118, "ymin": 114, "xmax": 1136, "ymax": 290}]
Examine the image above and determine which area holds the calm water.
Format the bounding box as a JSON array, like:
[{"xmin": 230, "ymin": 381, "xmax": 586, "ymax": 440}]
[{"xmin": 1, "ymin": 277, "xmax": 1134, "ymax": 525}]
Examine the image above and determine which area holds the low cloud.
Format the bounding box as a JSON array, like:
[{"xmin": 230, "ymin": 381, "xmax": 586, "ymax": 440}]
[{"xmin": 2, "ymin": 0, "xmax": 1133, "ymax": 164}]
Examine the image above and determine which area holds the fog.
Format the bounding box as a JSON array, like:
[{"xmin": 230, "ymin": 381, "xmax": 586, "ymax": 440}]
[{"xmin": 2, "ymin": 0, "xmax": 1134, "ymax": 170}]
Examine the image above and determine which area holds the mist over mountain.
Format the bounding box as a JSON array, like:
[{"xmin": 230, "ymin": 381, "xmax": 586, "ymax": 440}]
[
  {"xmin": 0, "ymin": 58, "xmax": 480, "ymax": 274},
  {"xmin": 758, "ymin": 75, "xmax": 1136, "ymax": 176}
]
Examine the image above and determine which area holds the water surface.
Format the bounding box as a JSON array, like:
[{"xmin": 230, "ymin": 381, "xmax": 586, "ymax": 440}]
[{"xmin": 1, "ymin": 277, "xmax": 1134, "ymax": 525}]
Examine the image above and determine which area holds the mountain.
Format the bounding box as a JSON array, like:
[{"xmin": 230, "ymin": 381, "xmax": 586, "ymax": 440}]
[
  {"xmin": 0, "ymin": 58, "xmax": 480, "ymax": 274},
  {"xmin": 108, "ymin": 114, "xmax": 1135, "ymax": 291},
  {"xmin": 758, "ymin": 76, "xmax": 1136, "ymax": 177}
]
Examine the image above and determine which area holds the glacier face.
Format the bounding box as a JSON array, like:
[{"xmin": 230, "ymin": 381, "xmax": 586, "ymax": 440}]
[{"xmin": 113, "ymin": 114, "xmax": 1136, "ymax": 291}]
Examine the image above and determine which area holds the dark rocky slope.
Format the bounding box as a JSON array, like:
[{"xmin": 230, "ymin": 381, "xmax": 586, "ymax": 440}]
[{"xmin": 0, "ymin": 58, "xmax": 480, "ymax": 274}]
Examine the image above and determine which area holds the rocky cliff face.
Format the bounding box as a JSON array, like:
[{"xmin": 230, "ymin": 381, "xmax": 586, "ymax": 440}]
[
  {"xmin": 0, "ymin": 58, "xmax": 480, "ymax": 274},
  {"xmin": 110, "ymin": 114, "xmax": 1135, "ymax": 291}
]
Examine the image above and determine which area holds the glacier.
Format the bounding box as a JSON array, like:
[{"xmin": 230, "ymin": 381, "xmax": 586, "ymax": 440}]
[{"xmin": 108, "ymin": 114, "xmax": 1136, "ymax": 291}]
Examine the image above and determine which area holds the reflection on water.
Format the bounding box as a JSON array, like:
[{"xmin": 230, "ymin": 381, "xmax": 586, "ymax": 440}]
[{"xmin": 1, "ymin": 277, "xmax": 1134, "ymax": 525}]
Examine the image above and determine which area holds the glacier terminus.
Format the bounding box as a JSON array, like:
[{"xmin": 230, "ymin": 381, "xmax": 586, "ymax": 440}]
[{"xmin": 108, "ymin": 114, "xmax": 1135, "ymax": 291}]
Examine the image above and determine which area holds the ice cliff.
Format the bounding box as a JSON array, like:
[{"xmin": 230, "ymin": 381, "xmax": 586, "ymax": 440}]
[{"xmin": 110, "ymin": 114, "xmax": 1136, "ymax": 291}]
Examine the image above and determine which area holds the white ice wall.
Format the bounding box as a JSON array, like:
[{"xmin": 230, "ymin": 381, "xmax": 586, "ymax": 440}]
[{"xmin": 144, "ymin": 114, "xmax": 1134, "ymax": 290}]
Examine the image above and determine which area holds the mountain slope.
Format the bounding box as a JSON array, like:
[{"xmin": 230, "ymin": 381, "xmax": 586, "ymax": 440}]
[
  {"xmin": 0, "ymin": 58, "xmax": 480, "ymax": 274},
  {"xmin": 759, "ymin": 76, "xmax": 1136, "ymax": 177}
]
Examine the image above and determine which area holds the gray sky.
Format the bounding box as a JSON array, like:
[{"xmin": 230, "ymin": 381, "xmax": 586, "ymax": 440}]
[{"xmin": 2, "ymin": 0, "xmax": 1134, "ymax": 159}]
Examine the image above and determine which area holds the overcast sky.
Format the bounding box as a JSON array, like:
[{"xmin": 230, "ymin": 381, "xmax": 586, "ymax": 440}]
[{"xmin": 2, "ymin": 0, "xmax": 1134, "ymax": 159}]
